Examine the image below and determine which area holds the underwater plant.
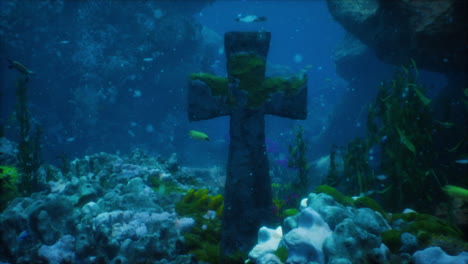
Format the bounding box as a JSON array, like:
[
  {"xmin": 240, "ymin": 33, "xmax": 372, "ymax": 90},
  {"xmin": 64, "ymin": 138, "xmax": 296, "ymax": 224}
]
[
  {"xmin": 367, "ymin": 61, "xmax": 443, "ymax": 212},
  {"xmin": 56, "ymin": 152, "xmax": 71, "ymax": 178},
  {"xmin": 324, "ymin": 137, "xmax": 374, "ymax": 197},
  {"xmin": 0, "ymin": 166, "xmax": 20, "ymax": 211},
  {"xmin": 287, "ymin": 126, "xmax": 311, "ymax": 199},
  {"xmin": 313, "ymin": 184, "xmax": 354, "ymax": 206},
  {"xmin": 0, "ymin": 90, "xmax": 3, "ymax": 138},
  {"xmin": 15, "ymin": 75, "xmax": 42, "ymax": 195},
  {"xmin": 342, "ymin": 137, "xmax": 374, "ymax": 196},
  {"xmin": 175, "ymin": 189, "xmax": 224, "ymax": 263},
  {"xmin": 324, "ymin": 145, "xmax": 340, "ymax": 187},
  {"xmin": 384, "ymin": 212, "xmax": 467, "ymax": 254},
  {"xmin": 271, "ymin": 183, "xmax": 300, "ymax": 223},
  {"xmin": 148, "ymin": 174, "xmax": 186, "ymax": 194}
]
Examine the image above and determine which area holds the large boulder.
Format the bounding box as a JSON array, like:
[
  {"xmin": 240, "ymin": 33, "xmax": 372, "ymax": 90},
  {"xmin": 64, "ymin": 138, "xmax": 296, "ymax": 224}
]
[{"xmin": 327, "ymin": 0, "xmax": 467, "ymax": 73}]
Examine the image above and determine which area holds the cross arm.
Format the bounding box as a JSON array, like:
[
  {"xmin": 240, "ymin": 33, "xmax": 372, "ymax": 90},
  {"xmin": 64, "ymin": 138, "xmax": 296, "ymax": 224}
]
[
  {"xmin": 264, "ymin": 74, "xmax": 308, "ymax": 119},
  {"xmin": 188, "ymin": 73, "xmax": 232, "ymax": 121}
]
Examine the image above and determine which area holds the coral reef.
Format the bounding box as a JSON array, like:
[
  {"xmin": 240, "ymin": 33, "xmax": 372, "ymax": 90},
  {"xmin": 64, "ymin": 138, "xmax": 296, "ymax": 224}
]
[
  {"xmin": 282, "ymin": 208, "xmax": 332, "ymax": 264},
  {"xmin": 38, "ymin": 235, "xmax": 75, "ymax": 264},
  {"xmin": 248, "ymin": 187, "xmax": 467, "ymax": 264},
  {"xmin": 412, "ymin": 246, "xmax": 468, "ymax": 264},
  {"xmin": 248, "ymin": 191, "xmax": 390, "ymax": 264},
  {"xmin": 0, "ymin": 151, "xmax": 202, "ymax": 264}
]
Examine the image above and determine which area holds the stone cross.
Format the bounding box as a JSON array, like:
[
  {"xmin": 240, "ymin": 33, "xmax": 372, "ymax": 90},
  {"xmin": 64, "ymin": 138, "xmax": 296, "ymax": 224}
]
[{"xmin": 188, "ymin": 31, "xmax": 307, "ymax": 256}]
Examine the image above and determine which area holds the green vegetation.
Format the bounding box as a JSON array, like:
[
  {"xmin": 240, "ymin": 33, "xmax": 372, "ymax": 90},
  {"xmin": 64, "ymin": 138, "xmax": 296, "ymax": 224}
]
[
  {"xmin": 271, "ymin": 183, "xmax": 300, "ymax": 222},
  {"xmin": 0, "ymin": 166, "xmax": 20, "ymax": 211},
  {"xmin": 288, "ymin": 126, "xmax": 311, "ymax": 198},
  {"xmin": 367, "ymin": 62, "xmax": 441, "ymax": 212},
  {"xmin": 389, "ymin": 212, "xmax": 467, "ymax": 253},
  {"xmin": 323, "ymin": 61, "xmax": 453, "ymax": 213},
  {"xmin": 274, "ymin": 246, "xmax": 288, "ymax": 262},
  {"xmin": 175, "ymin": 189, "xmax": 224, "ymax": 263},
  {"xmin": 342, "ymin": 138, "xmax": 374, "ymax": 195},
  {"xmin": 189, "ymin": 73, "xmax": 235, "ymax": 105},
  {"xmin": 269, "ymin": 126, "xmax": 311, "ymax": 222},
  {"xmin": 228, "ymin": 53, "xmax": 265, "ymax": 103},
  {"xmin": 324, "ymin": 145, "xmax": 339, "ymax": 187},
  {"xmin": 381, "ymin": 229, "xmax": 402, "ymax": 253},
  {"xmin": 313, "ymin": 185, "xmax": 354, "ymax": 206},
  {"xmin": 148, "ymin": 174, "xmax": 185, "ymax": 195},
  {"xmin": 190, "ymin": 53, "xmax": 306, "ymax": 108},
  {"xmin": 0, "ymin": 90, "xmax": 3, "ymax": 137},
  {"xmin": 229, "ymin": 53, "xmax": 306, "ymax": 107},
  {"xmin": 354, "ymin": 196, "xmax": 387, "ymax": 219},
  {"xmin": 189, "ymin": 73, "xmax": 229, "ymax": 96},
  {"xmin": 15, "ymin": 75, "xmax": 42, "ymax": 195},
  {"xmin": 310, "ymin": 185, "xmax": 467, "ymax": 254}
]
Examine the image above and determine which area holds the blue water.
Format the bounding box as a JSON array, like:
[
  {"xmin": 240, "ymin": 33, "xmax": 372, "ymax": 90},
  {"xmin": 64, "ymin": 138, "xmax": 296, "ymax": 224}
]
[
  {"xmin": 0, "ymin": 0, "xmax": 449, "ymax": 168},
  {"xmin": 0, "ymin": 1, "xmax": 466, "ymax": 264}
]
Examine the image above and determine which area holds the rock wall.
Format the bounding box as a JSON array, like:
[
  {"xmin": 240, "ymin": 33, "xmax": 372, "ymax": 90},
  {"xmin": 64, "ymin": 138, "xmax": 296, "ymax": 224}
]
[{"xmin": 327, "ymin": 0, "xmax": 467, "ymax": 74}]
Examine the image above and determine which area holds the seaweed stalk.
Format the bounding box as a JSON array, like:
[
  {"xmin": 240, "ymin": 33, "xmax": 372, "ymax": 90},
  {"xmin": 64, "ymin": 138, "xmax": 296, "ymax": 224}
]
[{"xmin": 15, "ymin": 76, "xmax": 42, "ymax": 195}]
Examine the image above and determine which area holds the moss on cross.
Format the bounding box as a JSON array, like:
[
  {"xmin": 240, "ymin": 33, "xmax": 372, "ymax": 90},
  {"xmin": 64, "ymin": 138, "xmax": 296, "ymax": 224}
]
[{"xmin": 190, "ymin": 53, "xmax": 306, "ymax": 108}]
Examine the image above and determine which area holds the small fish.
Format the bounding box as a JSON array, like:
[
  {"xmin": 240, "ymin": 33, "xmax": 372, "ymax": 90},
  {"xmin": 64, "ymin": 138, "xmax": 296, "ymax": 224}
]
[
  {"xmin": 18, "ymin": 230, "xmax": 28, "ymax": 240},
  {"xmin": 7, "ymin": 59, "xmax": 34, "ymax": 75},
  {"xmin": 435, "ymin": 120, "xmax": 455, "ymax": 129},
  {"xmin": 380, "ymin": 135, "xmax": 388, "ymax": 143},
  {"xmin": 235, "ymin": 15, "xmax": 267, "ymax": 23},
  {"xmin": 376, "ymin": 174, "xmax": 387, "ymax": 181},
  {"xmin": 442, "ymin": 185, "xmax": 468, "ymax": 200},
  {"xmin": 59, "ymin": 40, "xmax": 70, "ymax": 44},
  {"xmin": 66, "ymin": 137, "xmax": 76, "ymax": 142},
  {"xmin": 189, "ymin": 130, "xmax": 209, "ymax": 141},
  {"xmin": 143, "ymin": 57, "xmax": 153, "ymax": 62},
  {"xmin": 455, "ymin": 159, "xmax": 468, "ymax": 164}
]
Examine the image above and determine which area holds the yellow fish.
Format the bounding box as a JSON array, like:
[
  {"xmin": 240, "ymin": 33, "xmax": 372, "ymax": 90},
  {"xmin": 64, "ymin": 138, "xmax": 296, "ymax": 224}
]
[
  {"xmin": 442, "ymin": 185, "xmax": 468, "ymax": 200},
  {"xmin": 189, "ymin": 130, "xmax": 210, "ymax": 141}
]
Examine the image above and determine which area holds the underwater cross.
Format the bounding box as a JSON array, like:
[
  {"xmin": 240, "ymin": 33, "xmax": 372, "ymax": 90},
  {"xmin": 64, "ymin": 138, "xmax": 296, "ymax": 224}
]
[{"xmin": 188, "ymin": 31, "xmax": 307, "ymax": 256}]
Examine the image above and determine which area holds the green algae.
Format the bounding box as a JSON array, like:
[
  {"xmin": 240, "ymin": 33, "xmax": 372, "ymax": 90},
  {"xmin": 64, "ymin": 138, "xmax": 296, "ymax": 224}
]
[
  {"xmin": 391, "ymin": 212, "xmax": 465, "ymax": 250},
  {"xmin": 274, "ymin": 246, "xmax": 288, "ymax": 262},
  {"xmin": 381, "ymin": 229, "xmax": 402, "ymax": 253},
  {"xmin": 229, "ymin": 53, "xmax": 268, "ymax": 107},
  {"xmin": 190, "ymin": 53, "xmax": 306, "ymax": 108},
  {"xmin": 148, "ymin": 174, "xmax": 185, "ymax": 194},
  {"xmin": 354, "ymin": 196, "xmax": 387, "ymax": 219},
  {"xmin": 175, "ymin": 189, "xmax": 224, "ymax": 263},
  {"xmin": 288, "ymin": 126, "xmax": 310, "ymax": 198},
  {"xmin": 189, "ymin": 73, "xmax": 229, "ymax": 97},
  {"xmin": 189, "ymin": 73, "xmax": 237, "ymax": 106},
  {"xmin": 227, "ymin": 53, "xmax": 305, "ymax": 107},
  {"xmin": 0, "ymin": 166, "xmax": 20, "ymax": 211},
  {"xmin": 314, "ymin": 185, "xmax": 354, "ymax": 206}
]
